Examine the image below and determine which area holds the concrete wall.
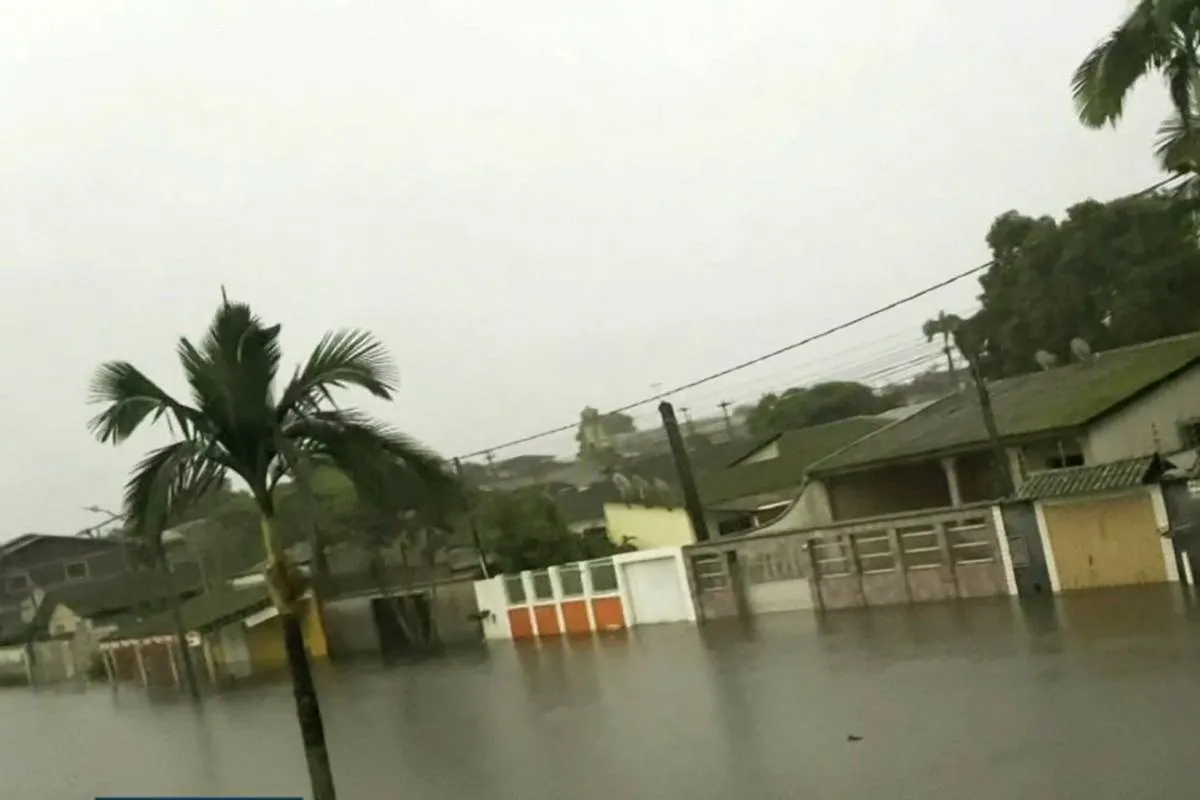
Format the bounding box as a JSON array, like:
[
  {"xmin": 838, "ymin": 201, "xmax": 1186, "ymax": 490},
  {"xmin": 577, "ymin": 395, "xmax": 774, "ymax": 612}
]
[
  {"xmin": 1084, "ymin": 363, "xmax": 1200, "ymax": 463},
  {"xmin": 603, "ymin": 504, "xmax": 696, "ymax": 549}
]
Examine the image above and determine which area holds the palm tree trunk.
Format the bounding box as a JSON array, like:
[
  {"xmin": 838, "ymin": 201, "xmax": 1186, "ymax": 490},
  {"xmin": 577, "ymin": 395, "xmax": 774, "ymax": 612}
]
[
  {"xmin": 262, "ymin": 515, "xmax": 338, "ymax": 800},
  {"xmin": 158, "ymin": 544, "xmax": 201, "ymax": 702}
]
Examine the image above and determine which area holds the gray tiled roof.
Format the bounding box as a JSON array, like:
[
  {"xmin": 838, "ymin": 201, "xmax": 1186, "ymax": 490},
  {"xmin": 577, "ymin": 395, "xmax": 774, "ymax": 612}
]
[
  {"xmin": 1015, "ymin": 455, "xmax": 1166, "ymax": 501},
  {"xmin": 811, "ymin": 332, "xmax": 1200, "ymax": 474}
]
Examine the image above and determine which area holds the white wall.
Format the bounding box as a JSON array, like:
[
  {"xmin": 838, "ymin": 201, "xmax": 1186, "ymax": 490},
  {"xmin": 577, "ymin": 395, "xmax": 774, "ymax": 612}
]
[
  {"xmin": 604, "ymin": 504, "xmax": 696, "ymax": 548},
  {"xmin": 1084, "ymin": 363, "xmax": 1200, "ymax": 463},
  {"xmin": 472, "ymin": 577, "xmax": 511, "ymax": 640},
  {"xmin": 615, "ymin": 547, "xmax": 697, "ymax": 625}
]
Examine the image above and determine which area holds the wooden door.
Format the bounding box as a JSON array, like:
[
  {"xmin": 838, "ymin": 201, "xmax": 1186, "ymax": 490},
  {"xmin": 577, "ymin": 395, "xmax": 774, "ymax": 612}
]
[{"xmin": 1044, "ymin": 492, "xmax": 1167, "ymax": 591}]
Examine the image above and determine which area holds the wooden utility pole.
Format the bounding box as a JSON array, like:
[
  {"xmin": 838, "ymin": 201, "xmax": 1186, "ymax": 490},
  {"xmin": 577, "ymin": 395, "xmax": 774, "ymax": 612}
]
[
  {"xmin": 718, "ymin": 401, "xmax": 736, "ymax": 440},
  {"xmin": 659, "ymin": 402, "xmax": 712, "ymax": 542}
]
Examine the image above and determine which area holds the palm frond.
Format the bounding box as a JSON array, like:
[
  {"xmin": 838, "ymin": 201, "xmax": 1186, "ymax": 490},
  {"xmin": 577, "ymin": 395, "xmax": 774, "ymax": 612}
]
[
  {"xmin": 122, "ymin": 440, "xmax": 228, "ymax": 537},
  {"xmin": 1154, "ymin": 108, "xmax": 1200, "ymax": 171},
  {"xmin": 1071, "ymin": 3, "xmax": 1166, "ymax": 128},
  {"xmin": 282, "ymin": 409, "xmax": 461, "ymax": 514},
  {"xmin": 87, "ymin": 361, "xmax": 202, "ymax": 444},
  {"xmin": 177, "ymin": 299, "xmax": 282, "ymax": 429},
  {"xmin": 276, "ymin": 330, "xmax": 398, "ymax": 421}
]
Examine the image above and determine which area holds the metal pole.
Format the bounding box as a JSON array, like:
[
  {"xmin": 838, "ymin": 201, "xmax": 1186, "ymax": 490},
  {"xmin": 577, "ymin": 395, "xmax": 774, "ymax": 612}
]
[{"xmin": 453, "ymin": 458, "xmax": 491, "ymax": 579}]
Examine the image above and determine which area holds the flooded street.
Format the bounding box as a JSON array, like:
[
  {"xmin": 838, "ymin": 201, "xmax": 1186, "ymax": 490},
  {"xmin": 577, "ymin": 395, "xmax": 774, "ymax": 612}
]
[{"xmin": 7, "ymin": 588, "xmax": 1200, "ymax": 799}]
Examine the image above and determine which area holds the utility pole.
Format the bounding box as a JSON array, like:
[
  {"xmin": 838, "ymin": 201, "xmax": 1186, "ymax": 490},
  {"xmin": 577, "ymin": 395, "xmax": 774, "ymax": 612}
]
[
  {"xmin": 659, "ymin": 402, "xmax": 712, "ymax": 543},
  {"xmin": 453, "ymin": 458, "xmax": 491, "ymax": 579},
  {"xmin": 958, "ymin": 343, "xmax": 1014, "ymax": 498},
  {"xmin": 718, "ymin": 401, "xmax": 736, "ymax": 441}
]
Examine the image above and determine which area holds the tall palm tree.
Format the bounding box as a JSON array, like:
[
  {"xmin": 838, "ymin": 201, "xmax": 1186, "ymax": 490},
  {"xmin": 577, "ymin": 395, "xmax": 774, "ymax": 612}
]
[
  {"xmin": 87, "ymin": 295, "xmax": 458, "ymax": 800},
  {"xmin": 1071, "ymin": 1, "xmax": 1200, "ymax": 153}
]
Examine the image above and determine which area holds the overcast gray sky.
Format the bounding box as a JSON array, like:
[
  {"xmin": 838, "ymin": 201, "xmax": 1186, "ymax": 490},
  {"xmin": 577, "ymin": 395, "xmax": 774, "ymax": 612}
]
[{"xmin": 0, "ymin": 1, "xmax": 1172, "ymax": 536}]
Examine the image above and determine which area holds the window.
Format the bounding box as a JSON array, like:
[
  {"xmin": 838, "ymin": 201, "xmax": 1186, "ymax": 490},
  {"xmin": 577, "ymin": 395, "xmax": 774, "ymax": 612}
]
[
  {"xmin": 64, "ymin": 560, "xmax": 89, "ymax": 581},
  {"xmin": 898, "ymin": 525, "xmax": 942, "ymax": 569},
  {"xmin": 946, "ymin": 519, "xmax": 994, "ymax": 564},
  {"xmin": 4, "ymin": 573, "xmax": 29, "ymax": 593},
  {"xmin": 1179, "ymin": 418, "xmax": 1200, "ymax": 450},
  {"xmin": 1046, "ymin": 453, "xmax": 1084, "ymax": 469},
  {"xmin": 588, "ymin": 559, "xmax": 619, "ymax": 593},
  {"xmin": 530, "ymin": 570, "xmax": 554, "ymax": 601},
  {"xmin": 692, "ymin": 554, "xmax": 727, "ymax": 591},
  {"xmin": 503, "ymin": 575, "xmax": 526, "ymax": 606},
  {"xmin": 559, "ymin": 565, "xmax": 584, "ymax": 597}
]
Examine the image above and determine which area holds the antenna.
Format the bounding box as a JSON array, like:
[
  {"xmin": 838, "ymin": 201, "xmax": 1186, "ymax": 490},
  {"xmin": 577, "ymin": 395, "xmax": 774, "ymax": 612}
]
[{"xmin": 1070, "ymin": 337, "xmax": 1093, "ymax": 363}]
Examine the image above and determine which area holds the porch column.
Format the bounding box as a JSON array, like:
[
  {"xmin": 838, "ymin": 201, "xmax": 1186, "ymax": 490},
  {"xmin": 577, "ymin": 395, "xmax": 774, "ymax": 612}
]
[
  {"xmin": 167, "ymin": 640, "xmax": 181, "ymax": 689},
  {"xmin": 941, "ymin": 457, "xmax": 963, "ymax": 507},
  {"xmin": 101, "ymin": 648, "xmax": 116, "ymax": 689},
  {"xmin": 133, "ymin": 643, "xmax": 148, "ymax": 687}
]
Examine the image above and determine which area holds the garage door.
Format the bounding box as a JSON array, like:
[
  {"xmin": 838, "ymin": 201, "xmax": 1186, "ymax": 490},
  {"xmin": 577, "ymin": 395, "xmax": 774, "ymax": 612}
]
[
  {"xmin": 622, "ymin": 557, "xmax": 690, "ymax": 625},
  {"xmin": 1043, "ymin": 491, "xmax": 1167, "ymax": 591}
]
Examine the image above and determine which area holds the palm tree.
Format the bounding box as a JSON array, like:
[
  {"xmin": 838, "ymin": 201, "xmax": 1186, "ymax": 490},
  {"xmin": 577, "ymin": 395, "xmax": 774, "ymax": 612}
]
[
  {"xmin": 1071, "ymin": 1, "xmax": 1200, "ymax": 164},
  {"xmin": 922, "ymin": 311, "xmax": 962, "ymax": 387},
  {"xmin": 87, "ymin": 294, "xmax": 459, "ymax": 800}
]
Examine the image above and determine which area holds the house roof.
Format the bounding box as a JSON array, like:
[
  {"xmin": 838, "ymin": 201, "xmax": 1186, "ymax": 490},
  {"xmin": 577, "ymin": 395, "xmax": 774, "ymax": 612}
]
[
  {"xmin": 1015, "ymin": 455, "xmax": 1169, "ymax": 501},
  {"xmin": 698, "ymin": 417, "xmax": 890, "ymax": 506},
  {"xmin": 40, "ymin": 570, "xmax": 200, "ymax": 619},
  {"xmin": 106, "ymin": 584, "xmax": 271, "ymax": 642},
  {"xmin": 810, "ymin": 332, "xmax": 1200, "ymax": 475},
  {"xmin": 549, "ymin": 440, "xmax": 749, "ymax": 523}
]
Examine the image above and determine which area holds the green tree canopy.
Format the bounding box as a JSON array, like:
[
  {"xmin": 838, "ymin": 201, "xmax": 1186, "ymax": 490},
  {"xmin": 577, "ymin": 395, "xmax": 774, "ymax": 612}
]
[
  {"xmin": 963, "ymin": 192, "xmax": 1200, "ymax": 378},
  {"xmin": 745, "ymin": 381, "xmax": 901, "ymax": 438},
  {"xmin": 475, "ymin": 488, "xmax": 634, "ymax": 574}
]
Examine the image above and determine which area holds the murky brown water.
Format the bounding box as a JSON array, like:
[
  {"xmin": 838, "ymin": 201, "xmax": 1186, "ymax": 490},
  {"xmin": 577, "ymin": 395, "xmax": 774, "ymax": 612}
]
[{"xmin": 7, "ymin": 587, "xmax": 1200, "ymax": 799}]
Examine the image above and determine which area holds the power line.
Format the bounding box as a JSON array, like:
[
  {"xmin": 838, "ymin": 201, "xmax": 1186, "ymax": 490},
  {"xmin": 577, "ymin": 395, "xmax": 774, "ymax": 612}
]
[
  {"xmin": 453, "ymin": 173, "xmax": 1189, "ymax": 460},
  {"xmin": 455, "ymin": 264, "xmax": 987, "ymax": 459}
]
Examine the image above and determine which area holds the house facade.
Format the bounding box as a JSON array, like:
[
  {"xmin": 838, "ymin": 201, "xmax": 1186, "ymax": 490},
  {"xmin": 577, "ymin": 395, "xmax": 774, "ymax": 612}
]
[
  {"xmin": 806, "ymin": 333, "xmax": 1200, "ymax": 523},
  {"xmin": 0, "ymin": 535, "xmax": 130, "ymax": 610}
]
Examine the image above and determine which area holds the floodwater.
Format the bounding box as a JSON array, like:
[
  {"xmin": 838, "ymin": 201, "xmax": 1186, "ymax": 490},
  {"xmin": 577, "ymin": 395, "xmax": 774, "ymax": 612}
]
[{"xmin": 7, "ymin": 587, "xmax": 1200, "ymax": 799}]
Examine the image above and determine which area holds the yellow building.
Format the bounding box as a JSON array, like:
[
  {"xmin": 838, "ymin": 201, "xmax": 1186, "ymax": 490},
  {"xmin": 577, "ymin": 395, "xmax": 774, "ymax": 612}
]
[{"xmin": 603, "ymin": 503, "xmax": 698, "ymax": 549}]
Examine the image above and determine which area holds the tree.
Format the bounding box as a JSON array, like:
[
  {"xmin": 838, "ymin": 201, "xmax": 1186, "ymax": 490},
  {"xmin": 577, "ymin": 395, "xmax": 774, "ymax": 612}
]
[
  {"xmin": 745, "ymin": 381, "xmax": 902, "ymax": 438},
  {"xmin": 922, "ymin": 311, "xmax": 963, "ymax": 387},
  {"xmin": 87, "ymin": 295, "xmax": 458, "ymax": 800},
  {"xmin": 476, "ymin": 488, "xmax": 633, "ymax": 574},
  {"xmin": 961, "ymin": 193, "xmax": 1200, "ymax": 378},
  {"xmin": 1071, "ymin": 1, "xmax": 1200, "ymax": 163}
]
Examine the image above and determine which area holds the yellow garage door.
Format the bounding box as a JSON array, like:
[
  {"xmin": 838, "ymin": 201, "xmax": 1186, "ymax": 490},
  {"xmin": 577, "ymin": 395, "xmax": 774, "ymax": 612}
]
[{"xmin": 1043, "ymin": 491, "xmax": 1167, "ymax": 591}]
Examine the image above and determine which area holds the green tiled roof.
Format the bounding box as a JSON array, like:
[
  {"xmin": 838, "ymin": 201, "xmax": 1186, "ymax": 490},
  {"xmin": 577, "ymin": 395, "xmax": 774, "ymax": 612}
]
[
  {"xmin": 697, "ymin": 417, "xmax": 890, "ymax": 506},
  {"xmin": 1015, "ymin": 455, "xmax": 1167, "ymax": 500},
  {"xmin": 811, "ymin": 332, "xmax": 1200, "ymax": 474},
  {"xmin": 106, "ymin": 584, "xmax": 270, "ymax": 642}
]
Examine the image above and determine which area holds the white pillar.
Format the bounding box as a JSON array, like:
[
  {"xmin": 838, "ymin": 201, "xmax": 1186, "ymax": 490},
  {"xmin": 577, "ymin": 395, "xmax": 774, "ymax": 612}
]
[{"xmin": 941, "ymin": 457, "xmax": 963, "ymax": 507}]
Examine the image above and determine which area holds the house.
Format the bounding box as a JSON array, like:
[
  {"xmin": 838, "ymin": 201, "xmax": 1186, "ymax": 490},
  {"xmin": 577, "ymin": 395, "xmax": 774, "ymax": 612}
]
[
  {"xmin": 697, "ymin": 416, "xmax": 892, "ymax": 534},
  {"xmin": 0, "ymin": 534, "xmax": 132, "ymax": 610},
  {"xmin": 100, "ymin": 582, "xmax": 327, "ymax": 689},
  {"xmin": 0, "ymin": 568, "xmax": 203, "ymax": 684},
  {"xmin": 806, "ymin": 332, "xmax": 1200, "ymax": 522}
]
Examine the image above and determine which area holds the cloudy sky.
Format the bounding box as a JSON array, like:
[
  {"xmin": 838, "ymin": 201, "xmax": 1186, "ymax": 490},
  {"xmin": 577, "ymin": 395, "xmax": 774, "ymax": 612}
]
[{"xmin": 0, "ymin": 0, "xmax": 1172, "ymax": 535}]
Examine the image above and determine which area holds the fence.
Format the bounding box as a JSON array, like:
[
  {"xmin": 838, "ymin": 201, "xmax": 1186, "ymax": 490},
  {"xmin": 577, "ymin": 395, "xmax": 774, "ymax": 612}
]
[{"xmin": 686, "ymin": 504, "xmax": 1009, "ymax": 619}]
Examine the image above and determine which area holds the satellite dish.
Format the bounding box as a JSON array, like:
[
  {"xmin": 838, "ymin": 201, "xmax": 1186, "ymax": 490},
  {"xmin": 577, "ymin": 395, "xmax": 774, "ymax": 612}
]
[
  {"xmin": 1034, "ymin": 350, "xmax": 1058, "ymax": 371},
  {"xmin": 631, "ymin": 475, "xmax": 652, "ymax": 501},
  {"xmin": 610, "ymin": 473, "xmax": 634, "ymax": 502},
  {"xmin": 1070, "ymin": 337, "xmax": 1093, "ymax": 363}
]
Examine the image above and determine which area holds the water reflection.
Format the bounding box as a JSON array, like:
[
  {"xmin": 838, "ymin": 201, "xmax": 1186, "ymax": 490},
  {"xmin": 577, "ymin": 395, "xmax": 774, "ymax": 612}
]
[{"xmin": 3, "ymin": 587, "xmax": 1200, "ymax": 799}]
